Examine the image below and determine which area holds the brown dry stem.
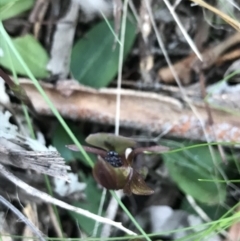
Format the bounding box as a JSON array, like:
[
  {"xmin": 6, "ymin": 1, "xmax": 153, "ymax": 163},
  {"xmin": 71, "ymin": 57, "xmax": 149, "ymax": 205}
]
[{"xmin": 158, "ymin": 32, "xmax": 240, "ymax": 84}]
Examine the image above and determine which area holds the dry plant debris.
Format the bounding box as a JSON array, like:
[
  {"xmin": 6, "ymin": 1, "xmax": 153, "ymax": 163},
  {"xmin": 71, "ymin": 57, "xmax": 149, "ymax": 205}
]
[
  {"xmin": 19, "ymin": 78, "xmax": 240, "ymax": 143},
  {"xmin": 1, "ymin": 0, "xmax": 240, "ymax": 240},
  {"xmin": 0, "ymin": 162, "xmax": 137, "ymax": 236},
  {"xmin": 0, "ymin": 110, "xmax": 70, "ymax": 179},
  {"xmin": 158, "ymin": 32, "xmax": 240, "ymax": 84}
]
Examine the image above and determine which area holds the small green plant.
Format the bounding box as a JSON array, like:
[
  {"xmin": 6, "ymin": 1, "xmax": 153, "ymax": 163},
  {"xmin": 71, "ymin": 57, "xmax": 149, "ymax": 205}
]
[{"xmin": 67, "ymin": 133, "xmax": 169, "ymax": 195}]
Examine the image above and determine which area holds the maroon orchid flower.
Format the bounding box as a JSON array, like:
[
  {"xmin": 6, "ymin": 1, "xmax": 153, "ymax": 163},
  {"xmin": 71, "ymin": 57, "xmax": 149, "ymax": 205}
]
[{"xmin": 66, "ymin": 133, "xmax": 169, "ymax": 195}]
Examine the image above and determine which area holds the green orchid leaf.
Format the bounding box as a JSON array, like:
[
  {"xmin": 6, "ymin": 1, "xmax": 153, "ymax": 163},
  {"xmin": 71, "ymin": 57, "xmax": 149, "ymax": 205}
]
[{"xmin": 86, "ymin": 133, "xmax": 136, "ymax": 154}]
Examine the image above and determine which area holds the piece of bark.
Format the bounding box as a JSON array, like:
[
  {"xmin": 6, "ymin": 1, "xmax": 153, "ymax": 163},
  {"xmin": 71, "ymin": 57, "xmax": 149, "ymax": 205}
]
[
  {"xmin": 0, "ymin": 141, "xmax": 70, "ymax": 179},
  {"xmin": 19, "ymin": 79, "xmax": 240, "ymax": 143},
  {"xmin": 46, "ymin": 0, "xmax": 79, "ymax": 78},
  {"xmin": 216, "ymin": 49, "xmax": 240, "ymax": 66},
  {"xmin": 0, "ymin": 110, "xmax": 70, "ymax": 180},
  {"xmin": 139, "ymin": 0, "xmax": 154, "ymax": 83}
]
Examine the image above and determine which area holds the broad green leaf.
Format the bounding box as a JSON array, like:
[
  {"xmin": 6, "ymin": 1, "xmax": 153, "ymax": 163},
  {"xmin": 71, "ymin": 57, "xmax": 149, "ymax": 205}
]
[
  {"xmin": 70, "ymin": 19, "xmax": 136, "ymax": 88},
  {"xmin": 86, "ymin": 133, "xmax": 136, "ymax": 154},
  {"xmin": 0, "ymin": 34, "xmax": 49, "ymax": 78},
  {"xmin": 52, "ymin": 122, "xmax": 95, "ymax": 166},
  {"xmin": 161, "ymin": 141, "xmax": 226, "ymax": 205},
  {"xmin": 69, "ymin": 177, "xmax": 103, "ymax": 236},
  {"xmin": 0, "ymin": 0, "xmax": 34, "ymax": 21}
]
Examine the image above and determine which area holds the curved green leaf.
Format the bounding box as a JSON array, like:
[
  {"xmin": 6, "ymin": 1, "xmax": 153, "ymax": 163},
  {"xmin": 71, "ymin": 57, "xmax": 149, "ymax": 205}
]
[
  {"xmin": 162, "ymin": 142, "xmax": 226, "ymax": 205},
  {"xmin": 0, "ymin": 34, "xmax": 49, "ymax": 78},
  {"xmin": 70, "ymin": 19, "xmax": 136, "ymax": 88},
  {"xmin": 0, "ymin": 0, "xmax": 34, "ymax": 21}
]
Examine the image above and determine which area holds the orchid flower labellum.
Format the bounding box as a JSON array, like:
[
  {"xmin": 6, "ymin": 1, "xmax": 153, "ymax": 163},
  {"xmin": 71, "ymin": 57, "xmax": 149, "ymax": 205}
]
[{"xmin": 66, "ymin": 133, "xmax": 169, "ymax": 195}]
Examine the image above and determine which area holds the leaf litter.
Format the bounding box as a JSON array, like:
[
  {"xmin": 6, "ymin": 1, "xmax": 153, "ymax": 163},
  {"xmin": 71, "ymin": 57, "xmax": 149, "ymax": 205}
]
[{"xmin": 1, "ymin": 0, "xmax": 240, "ymax": 240}]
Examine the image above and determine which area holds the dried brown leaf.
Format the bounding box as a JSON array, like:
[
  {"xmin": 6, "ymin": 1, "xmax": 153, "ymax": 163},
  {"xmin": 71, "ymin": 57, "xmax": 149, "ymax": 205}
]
[
  {"xmin": 19, "ymin": 79, "xmax": 240, "ymax": 143},
  {"xmin": 0, "ymin": 144, "xmax": 70, "ymax": 179}
]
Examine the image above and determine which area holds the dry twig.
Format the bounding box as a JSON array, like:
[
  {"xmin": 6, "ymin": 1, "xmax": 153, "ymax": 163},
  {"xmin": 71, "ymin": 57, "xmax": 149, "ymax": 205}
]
[
  {"xmin": 159, "ymin": 32, "xmax": 240, "ymax": 84},
  {"xmin": 0, "ymin": 163, "xmax": 137, "ymax": 236},
  {"xmin": 0, "ymin": 195, "xmax": 46, "ymax": 241}
]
